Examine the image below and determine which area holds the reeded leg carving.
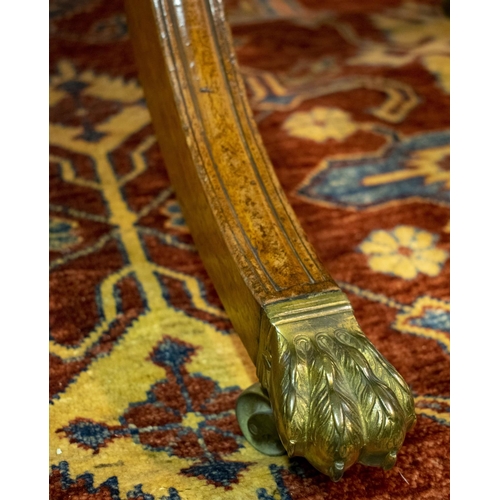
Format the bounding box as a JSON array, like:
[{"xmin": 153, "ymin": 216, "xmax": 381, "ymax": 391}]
[
  {"xmin": 252, "ymin": 291, "xmax": 415, "ymax": 481},
  {"xmin": 124, "ymin": 0, "xmax": 416, "ymax": 481}
]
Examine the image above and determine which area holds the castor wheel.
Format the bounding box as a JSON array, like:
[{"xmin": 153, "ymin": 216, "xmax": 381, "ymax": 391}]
[{"xmin": 236, "ymin": 383, "xmax": 286, "ymax": 456}]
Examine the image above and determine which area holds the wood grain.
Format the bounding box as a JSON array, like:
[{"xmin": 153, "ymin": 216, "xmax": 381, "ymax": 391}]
[{"xmin": 124, "ymin": 0, "xmax": 338, "ymax": 361}]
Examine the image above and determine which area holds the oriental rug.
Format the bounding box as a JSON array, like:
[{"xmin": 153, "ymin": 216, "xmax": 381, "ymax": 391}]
[{"xmin": 49, "ymin": 0, "xmax": 450, "ymax": 498}]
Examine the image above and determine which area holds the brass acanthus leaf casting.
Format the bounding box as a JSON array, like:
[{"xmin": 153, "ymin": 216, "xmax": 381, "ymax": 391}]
[{"xmin": 257, "ymin": 291, "xmax": 416, "ymax": 480}]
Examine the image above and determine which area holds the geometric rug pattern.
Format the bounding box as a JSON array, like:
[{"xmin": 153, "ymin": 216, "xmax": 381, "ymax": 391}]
[{"xmin": 50, "ymin": 0, "xmax": 449, "ymax": 498}]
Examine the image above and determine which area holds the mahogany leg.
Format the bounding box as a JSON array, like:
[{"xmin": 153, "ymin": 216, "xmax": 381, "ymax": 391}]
[{"xmin": 124, "ymin": 0, "xmax": 415, "ymax": 480}]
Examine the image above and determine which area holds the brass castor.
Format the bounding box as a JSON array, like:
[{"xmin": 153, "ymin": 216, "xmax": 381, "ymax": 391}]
[{"xmin": 236, "ymin": 383, "xmax": 285, "ymax": 456}]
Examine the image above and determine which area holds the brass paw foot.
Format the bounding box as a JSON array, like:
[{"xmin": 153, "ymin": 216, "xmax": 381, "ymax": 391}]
[{"xmin": 246, "ymin": 290, "xmax": 416, "ymax": 481}]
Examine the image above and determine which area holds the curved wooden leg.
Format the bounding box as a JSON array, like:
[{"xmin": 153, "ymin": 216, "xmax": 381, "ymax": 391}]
[{"xmin": 124, "ymin": 0, "xmax": 416, "ymax": 481}]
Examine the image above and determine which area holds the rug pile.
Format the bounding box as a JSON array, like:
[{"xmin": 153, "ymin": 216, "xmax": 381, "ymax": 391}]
[{"xmin": 49, "ymin": 0, "xmax": 450, "ymax": 497}]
